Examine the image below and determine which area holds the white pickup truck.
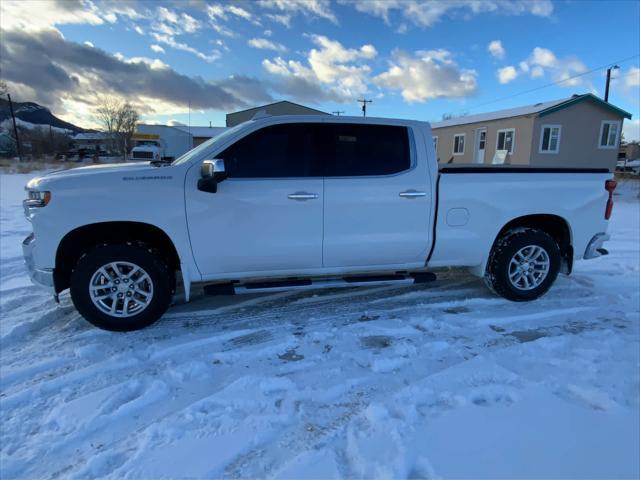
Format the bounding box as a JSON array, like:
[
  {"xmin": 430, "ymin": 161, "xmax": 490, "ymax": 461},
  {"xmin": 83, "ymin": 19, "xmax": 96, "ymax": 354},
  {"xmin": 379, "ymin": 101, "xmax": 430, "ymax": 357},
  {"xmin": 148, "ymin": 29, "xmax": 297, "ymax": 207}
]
[{"xmin": 23, "ymin": 115, "xmax": 616, "ymax": 331}]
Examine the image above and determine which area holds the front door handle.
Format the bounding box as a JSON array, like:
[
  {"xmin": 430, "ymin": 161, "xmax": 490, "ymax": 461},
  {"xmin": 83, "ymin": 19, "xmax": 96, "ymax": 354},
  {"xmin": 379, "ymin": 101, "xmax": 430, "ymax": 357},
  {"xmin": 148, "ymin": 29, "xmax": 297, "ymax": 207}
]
[
  {"xmin": 399, "ymin": 190, "xmax": 427, "ymax": 198},
  {"xmin": 288, "ymin": 192, "xmax": 319, "ymax": 201}
]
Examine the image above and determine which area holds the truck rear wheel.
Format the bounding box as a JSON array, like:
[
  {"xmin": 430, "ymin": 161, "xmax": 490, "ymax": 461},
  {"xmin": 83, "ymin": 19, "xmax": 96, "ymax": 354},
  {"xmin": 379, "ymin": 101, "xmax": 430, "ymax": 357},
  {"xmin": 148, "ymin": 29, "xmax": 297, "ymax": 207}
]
[
  {"xmin": 484, "ymin": 228, "xmax": 560, "ymax": 302},
  {"xmin": 70, "ymin": 243, "xmax": 174, "ymax": 331}
]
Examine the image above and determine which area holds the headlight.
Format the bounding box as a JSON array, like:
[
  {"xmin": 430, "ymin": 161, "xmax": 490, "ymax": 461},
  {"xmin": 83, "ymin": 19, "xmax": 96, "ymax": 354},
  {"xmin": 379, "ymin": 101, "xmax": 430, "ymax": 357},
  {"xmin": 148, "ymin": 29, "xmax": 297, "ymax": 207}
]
[{"xmin": 24, "ymin": 190, "xmax": 51, "ymax": 207}]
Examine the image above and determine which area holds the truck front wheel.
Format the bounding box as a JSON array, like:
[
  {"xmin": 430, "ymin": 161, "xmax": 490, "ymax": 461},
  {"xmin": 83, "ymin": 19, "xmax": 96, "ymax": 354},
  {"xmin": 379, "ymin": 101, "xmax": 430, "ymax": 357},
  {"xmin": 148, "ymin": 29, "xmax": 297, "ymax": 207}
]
[
  {"xmin": 484, "ymin": 228, "xmax": 560, "ymax": 302},
  {"xmin": 70, "ymin": 243, "xmax": 174, "ymax": 331}
]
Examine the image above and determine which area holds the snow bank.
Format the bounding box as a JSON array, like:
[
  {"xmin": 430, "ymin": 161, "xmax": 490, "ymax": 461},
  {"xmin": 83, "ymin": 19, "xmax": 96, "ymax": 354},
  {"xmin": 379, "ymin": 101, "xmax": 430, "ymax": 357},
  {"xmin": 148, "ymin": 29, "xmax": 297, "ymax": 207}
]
[{"xmin": 1, "ymin": 172, "xmax": 638, "ymax": 479}]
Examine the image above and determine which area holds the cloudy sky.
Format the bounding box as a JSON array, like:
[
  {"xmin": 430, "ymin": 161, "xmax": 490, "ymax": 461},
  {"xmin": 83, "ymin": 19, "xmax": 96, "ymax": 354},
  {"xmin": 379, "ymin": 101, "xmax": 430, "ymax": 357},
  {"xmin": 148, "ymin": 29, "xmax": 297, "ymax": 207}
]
[{"xmin": 1, "ymin": 0, "xmax": 639, "ymax": 139}]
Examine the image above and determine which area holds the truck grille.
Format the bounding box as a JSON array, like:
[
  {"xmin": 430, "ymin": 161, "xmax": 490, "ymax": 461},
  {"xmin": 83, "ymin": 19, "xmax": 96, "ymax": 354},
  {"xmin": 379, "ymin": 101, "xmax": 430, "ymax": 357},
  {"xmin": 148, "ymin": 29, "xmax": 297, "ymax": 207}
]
[{"xmin": 133, "ymin": 151, "xmax": 154, "ymax": 159}]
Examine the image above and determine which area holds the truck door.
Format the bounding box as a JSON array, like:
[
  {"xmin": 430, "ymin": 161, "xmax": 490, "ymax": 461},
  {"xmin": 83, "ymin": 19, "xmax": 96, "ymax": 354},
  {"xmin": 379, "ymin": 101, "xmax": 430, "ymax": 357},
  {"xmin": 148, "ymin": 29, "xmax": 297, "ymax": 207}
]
[
  {"xmin": 185, "ymin": 123, "xmax": 324, "ymax": 277},
  {"xmin": 322, "ymin": 123, "xmax": 432, "ymax": 268}
]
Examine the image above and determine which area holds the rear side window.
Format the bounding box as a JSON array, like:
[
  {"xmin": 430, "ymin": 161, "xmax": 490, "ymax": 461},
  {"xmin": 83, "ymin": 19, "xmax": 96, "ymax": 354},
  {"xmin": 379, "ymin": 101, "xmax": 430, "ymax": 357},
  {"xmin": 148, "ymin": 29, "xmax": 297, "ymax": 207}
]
[
  {"xmin": 324, "ymin": 124, "xmax": 411, "ymax": 176},
  {"xmin": 217, "ymin": 123, "xmax": 321, "ymax": 178}
]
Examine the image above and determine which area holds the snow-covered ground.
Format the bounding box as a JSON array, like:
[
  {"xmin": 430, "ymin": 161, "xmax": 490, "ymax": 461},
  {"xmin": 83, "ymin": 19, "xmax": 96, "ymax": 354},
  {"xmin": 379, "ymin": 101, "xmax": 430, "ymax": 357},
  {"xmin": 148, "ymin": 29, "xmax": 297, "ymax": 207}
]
[{"xmin": 1, "ymin": 172, "xmax": 639, "ymax": 479}]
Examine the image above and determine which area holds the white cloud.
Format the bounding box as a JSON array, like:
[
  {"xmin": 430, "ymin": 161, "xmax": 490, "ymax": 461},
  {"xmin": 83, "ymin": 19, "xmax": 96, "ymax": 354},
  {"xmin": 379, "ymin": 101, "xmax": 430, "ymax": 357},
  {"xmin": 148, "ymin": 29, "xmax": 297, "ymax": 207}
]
[
  {"xmin": 529, "ymin": 46, "xmax": 556, "ymax": 67},
  {"xmin": 0, "ymin": 0, "xmax": 141, "ymax": 32},
  {"xmin": 263, "ymin": 29, "xmax": 273, "ymax": 36},
  {"xmin": 625, "ymin": 67, "xmax": 640, "ymax": 88},
  {"xmin": 258, "ymin": 0, "xmax": 337, "ymax": 24},
  {"xmin": 623, "ymin": 119, "xmax": 640, "ymax": 142},
  {"xmin": 262, "ymin": 35, "xmax": 377, "ymax": 100},
  {"xmin": 181, "ymin": 13, "xmax": 201, "ymax": 33},
  {"xmin": 151, "ymin": 33, "xmax": 221, "ymax": 62},
  {"xmin": 488, "ymin": 40, "xmax": 505, "ymax": 59},
  {"xmin": 531, "ymin": 65, "xmax": 545, "ymax": 78},
  {"xmin": 228, "ymin": 5, "xmax": 254, "ymax": 21},
  {"xmin": 114, "ymin": 54, "xmax": 170, "ymax": 70},
  {"xmin": 248, "ymin": 38, "xmax": 287, "ymax": 53},
  {"xmin": 134, "ymin": 25, "xmax": 145, "ymax": 35},
  {"xmin": 516, "ymin": 47, "xmax": 589, "ymax": 87},
  {"xmin": 155, "ymin": 7, "xmax": 201, "ymax": 35},
  {"xmin": 265, "ymin": 13, "xmax": 292, "ymax": 27},
  {"xmin": 344, "ymin": 0, "xmax": 553, "ymax": 28},
  {"xmin": 157, "ymin": 6, "xmax": 178, "ymax": 24},
  {"xmin": 150, "ymin": 44, "xmax": 166, "ymax": 54},
  {"xmin": 374, "ymin": 49, "xmax": 477, "ymax": 102},
  {"xmin": 497, "ymin": 65, "xmax": 518, "ymax": 84},
  {"xmin": 84, "ymin": 41, "xmax": 94, "ymax": 48},
  {"xmin": 263, "ymin": 57, "xmax": 292, "ymax": 76},
  {"xmin": 206, "ymin": 3, "xmax": 257, "ymax": 24},
  {"xmin": 147, "ymin": 6, "xmax": 228, "ymax": 61},
  {"xmin": 206, "ymin": 3, "xmax": 260, "ymax": 37}
]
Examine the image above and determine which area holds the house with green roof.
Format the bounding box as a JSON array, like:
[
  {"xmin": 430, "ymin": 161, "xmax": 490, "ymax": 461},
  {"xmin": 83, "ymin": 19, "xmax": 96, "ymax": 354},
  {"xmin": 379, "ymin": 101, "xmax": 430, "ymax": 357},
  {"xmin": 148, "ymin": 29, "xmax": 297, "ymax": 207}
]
[{"xmin": 431, "ymin": 93, "xmax": 632, "ymax": 171}]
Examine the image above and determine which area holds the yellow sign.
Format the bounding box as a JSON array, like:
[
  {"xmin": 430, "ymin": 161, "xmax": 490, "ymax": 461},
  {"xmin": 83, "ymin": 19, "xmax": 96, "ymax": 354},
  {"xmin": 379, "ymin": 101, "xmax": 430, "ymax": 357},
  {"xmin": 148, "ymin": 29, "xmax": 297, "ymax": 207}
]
[{"xmin": 133, "ymin": 133, "xmax": 160, "ymax": 140}]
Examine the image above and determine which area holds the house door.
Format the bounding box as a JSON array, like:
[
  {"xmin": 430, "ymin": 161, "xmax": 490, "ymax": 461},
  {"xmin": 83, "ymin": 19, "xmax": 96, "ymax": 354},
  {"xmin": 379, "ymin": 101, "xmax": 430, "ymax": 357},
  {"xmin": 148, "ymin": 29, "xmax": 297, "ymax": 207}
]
[{"xmin": 474, "ymin": 128, "xmax": 486, "ymax": 163}]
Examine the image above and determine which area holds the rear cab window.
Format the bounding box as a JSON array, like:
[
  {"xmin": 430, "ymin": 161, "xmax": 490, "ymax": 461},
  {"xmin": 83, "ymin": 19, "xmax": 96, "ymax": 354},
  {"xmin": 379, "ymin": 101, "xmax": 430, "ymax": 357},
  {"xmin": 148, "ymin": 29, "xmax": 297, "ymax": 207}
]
[{"xmin": 324, "ymin": 123, "xmax": 411, "ymax": 177}]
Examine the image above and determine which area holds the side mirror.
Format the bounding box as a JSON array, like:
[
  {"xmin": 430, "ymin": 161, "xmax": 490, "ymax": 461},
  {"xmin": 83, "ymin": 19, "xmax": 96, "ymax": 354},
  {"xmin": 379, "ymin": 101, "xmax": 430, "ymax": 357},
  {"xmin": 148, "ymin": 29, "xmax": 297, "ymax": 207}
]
[{"xmin": 198, "ymin": 159, "xmax": 227, "ymax": 193}]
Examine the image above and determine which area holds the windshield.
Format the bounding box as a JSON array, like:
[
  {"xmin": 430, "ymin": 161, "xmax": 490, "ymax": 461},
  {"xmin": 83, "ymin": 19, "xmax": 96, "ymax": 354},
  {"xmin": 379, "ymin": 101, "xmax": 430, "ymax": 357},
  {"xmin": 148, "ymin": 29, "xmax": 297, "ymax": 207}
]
[{"xmin": 171, "ymin": 123, "xmax": 246, "ymax": 165}]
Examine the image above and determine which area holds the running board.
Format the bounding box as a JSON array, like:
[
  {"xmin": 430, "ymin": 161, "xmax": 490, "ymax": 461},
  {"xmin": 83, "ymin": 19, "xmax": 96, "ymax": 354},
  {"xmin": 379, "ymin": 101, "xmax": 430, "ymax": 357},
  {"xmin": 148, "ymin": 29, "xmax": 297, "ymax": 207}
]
[{"xmin": 204, "ymin": 272, "xmax": 436, "ymax": 296}]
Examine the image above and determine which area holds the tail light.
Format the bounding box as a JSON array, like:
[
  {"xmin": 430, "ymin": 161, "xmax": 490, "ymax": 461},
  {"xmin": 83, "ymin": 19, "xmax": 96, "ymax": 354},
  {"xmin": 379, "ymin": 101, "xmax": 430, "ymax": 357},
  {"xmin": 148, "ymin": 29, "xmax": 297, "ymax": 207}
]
[{"xmin": 604, "ymin": 179, "xmax": 616, "ymax": 220}]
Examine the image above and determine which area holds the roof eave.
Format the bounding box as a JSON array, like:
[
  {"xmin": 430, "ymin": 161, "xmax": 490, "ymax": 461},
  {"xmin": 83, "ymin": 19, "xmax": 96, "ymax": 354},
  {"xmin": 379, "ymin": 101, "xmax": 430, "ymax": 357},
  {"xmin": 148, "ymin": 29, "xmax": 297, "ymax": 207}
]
[{"xmin": 538, "ymin": 94, "xmax": 632, "ymax": 120}]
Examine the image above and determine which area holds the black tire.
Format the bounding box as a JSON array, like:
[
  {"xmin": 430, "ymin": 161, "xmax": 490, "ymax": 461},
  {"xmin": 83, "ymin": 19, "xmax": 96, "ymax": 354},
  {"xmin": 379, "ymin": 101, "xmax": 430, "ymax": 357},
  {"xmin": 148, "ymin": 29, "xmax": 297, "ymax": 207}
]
[
  {"xmin": 70, "ymin": 243, "xmax": 174, "ymax": 331},
  {"xmin": 484, "ymin": 228, "xmax": 561, "ymax": 302}
]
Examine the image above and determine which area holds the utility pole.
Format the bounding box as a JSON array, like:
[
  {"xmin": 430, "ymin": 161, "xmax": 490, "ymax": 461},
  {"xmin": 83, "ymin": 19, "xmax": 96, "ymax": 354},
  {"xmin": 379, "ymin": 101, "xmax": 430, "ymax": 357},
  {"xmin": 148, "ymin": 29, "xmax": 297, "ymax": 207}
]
[
  {"xmin": 604, "ymin": 65, "xmax": 619, "ymax": 102},
  {"xmin": 332, "ymin": 111, "xmax": 344, "ymax": 116},
  {"xmin": 7, "ymin": 94, "xmax": 22, "ymax": 161},
  {"xmin": 357, "ymin": 98, "xmax": 372, "ymax": 117}
]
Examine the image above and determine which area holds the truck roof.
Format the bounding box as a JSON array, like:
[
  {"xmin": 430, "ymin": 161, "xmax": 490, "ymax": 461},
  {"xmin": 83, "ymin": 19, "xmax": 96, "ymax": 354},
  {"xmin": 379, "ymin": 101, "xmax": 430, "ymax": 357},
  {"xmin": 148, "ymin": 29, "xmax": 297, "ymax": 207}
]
[{"xmin": 246, "ymin": 114, "xmax": 430, "ymax": 128}]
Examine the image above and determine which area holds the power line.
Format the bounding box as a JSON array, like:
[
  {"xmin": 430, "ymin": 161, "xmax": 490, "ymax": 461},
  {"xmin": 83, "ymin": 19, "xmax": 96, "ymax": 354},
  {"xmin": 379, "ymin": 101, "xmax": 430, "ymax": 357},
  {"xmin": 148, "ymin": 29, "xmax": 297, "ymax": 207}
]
[
  {"xmin": 332, "ymin": 110, "xmax": 345, "ymax": 116},
  {"xmin": 455, "ymin": 53, "xmax": 639, "ymax": 115}
]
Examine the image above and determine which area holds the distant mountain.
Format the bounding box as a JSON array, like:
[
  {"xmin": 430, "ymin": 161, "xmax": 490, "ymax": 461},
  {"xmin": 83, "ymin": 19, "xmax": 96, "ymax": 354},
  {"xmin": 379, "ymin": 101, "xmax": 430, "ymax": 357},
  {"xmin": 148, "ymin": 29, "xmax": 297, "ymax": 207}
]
[{"xmin": 0, "ymin": 98, "xmax": 88, "ymax": 133}]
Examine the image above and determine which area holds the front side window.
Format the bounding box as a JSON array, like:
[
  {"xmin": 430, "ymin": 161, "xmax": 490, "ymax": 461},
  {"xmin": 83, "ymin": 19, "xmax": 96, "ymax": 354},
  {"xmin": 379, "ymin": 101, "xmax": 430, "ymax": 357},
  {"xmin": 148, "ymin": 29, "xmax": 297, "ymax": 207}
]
[
  {"xmin": 599, "ymin": 120, "xmax": 620, "ymax": 149},
  {"xmin": 453, "ymin": 134, "xmax": 465, "ymax": 155},
  {"xmin": 324, "ymin": 124, "xmax": 410, "ymax": 176},
  {"xmin": 539, "ymin": 125, "xmax": 561, "ymax": 153},
  {"xmin": 496, "ymin": 129, "xmax": 515, "ymax": 153},
  {"xmin": 217, "ymin": 123, "xmax": 320, "ymax": 178}
]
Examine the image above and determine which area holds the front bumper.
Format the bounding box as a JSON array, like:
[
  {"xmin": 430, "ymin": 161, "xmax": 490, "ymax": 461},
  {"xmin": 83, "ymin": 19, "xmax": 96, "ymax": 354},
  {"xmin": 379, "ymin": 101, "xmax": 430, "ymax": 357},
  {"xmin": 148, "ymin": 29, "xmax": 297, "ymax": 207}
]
[
  {"xmin": 583, "ymin": 233, "xmax": 610, "ymax": 259},
  {"xmin": 22, "ymin": 233, "xmax": 55, "ymax": 291}
]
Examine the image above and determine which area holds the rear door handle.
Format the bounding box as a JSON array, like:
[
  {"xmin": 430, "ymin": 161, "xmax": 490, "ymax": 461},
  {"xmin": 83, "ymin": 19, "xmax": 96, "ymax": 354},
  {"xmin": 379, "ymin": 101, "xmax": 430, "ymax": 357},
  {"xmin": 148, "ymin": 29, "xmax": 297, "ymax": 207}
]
[
  {"xmin": 288, "ymin": 192, "xmax": 319, "ymax": 201},
  {"xmin": 399, "ymin": 190, "xmax": 427, "ymax": 198}
]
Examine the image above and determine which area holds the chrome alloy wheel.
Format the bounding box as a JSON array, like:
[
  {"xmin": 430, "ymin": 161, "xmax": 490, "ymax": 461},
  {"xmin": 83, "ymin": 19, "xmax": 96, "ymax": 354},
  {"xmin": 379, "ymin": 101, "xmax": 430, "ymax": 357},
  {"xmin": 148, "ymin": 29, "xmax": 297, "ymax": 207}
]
[
  {"xmin": 508, "ymin": 245, "xmax": 550, "ymax": 291},
  {"xmin": 89, "ymin": 261, "xmax": 154, "ymax": 317}
]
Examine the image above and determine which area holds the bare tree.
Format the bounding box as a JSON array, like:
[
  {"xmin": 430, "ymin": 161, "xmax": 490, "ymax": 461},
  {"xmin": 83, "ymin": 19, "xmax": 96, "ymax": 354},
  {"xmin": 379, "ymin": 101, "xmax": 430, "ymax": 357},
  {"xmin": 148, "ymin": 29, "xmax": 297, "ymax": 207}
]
[
  {"xmin": 95, "ymin": 97, "xmax": 140, "ymax": 157},
  {"xmin": 20, "ymin": 126, "xmax": 72, "ymax": 157}
]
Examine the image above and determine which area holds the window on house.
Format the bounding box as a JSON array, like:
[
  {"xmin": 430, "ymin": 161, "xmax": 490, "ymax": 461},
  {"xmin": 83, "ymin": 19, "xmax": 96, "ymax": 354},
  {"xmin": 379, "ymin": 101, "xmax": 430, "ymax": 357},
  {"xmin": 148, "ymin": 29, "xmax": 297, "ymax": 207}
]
[
  {"xmin": 433, "ymin": 136, "xmax": 438, "ymax": 151},
  {"xmin": 599, "ymin": 120, "xmax": 620, "ymax": 149},
  {"xmin": 539, "ymin": 125, "xmax": 562, "ymax": 154},
  {"xmin": 496, "ymin": 129, "xmax": 515, "ymax": 153},
  {"xmin": 453, "ymin": 134, "xmax": 465, "ymax": 155}
]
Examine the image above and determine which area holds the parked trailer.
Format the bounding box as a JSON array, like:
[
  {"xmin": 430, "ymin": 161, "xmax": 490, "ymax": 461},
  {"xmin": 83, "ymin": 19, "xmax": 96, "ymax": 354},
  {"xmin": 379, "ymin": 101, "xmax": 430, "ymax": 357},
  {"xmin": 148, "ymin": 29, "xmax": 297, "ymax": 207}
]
[
  {"xmin": 131, "ymin": 125, "xmax": 193, "ymax": 161},
  {"xmin": 131, "ymin": 125, "xmax": 229, "ymax": 162}
]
